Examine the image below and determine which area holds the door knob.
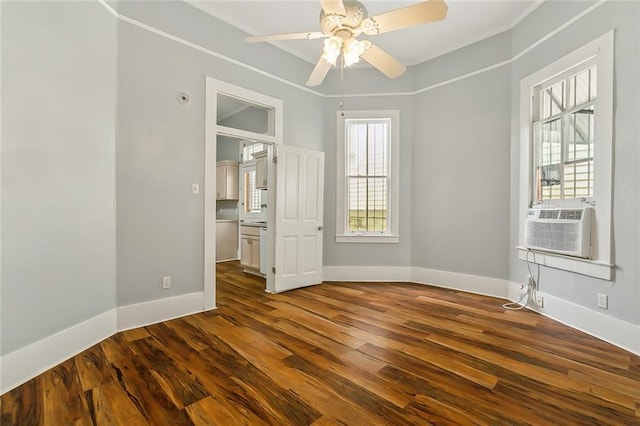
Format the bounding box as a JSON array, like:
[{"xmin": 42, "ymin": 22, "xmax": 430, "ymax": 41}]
[{"xmin": 317, "ymin": 226, "xmax": 324, "ymax": 231}]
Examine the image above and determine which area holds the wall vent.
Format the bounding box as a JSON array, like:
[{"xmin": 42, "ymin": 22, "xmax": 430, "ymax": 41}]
[{"xmin": 524, "ymin": 207, "xmax": 593, "ymax": 258}]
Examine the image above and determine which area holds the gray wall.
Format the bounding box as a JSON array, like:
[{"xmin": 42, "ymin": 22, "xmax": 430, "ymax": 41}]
[
  {"xmin": 411, "ymin": 66, "xmax": 511, "ymax": 279},
  {"xmin": 115, "ymin": 1, "xmax": 324, "ymax": 306},
  {"xmin": 1, "ymin": 2, "xmax": 117, "ymax": 355},
  {"xmin": 216, "ymin": 136, "xmax": 240, "ymax": 162},
  {"xmin": 509, "ymin": 0, "xmax": 640, "ymax": 325},
  {"xmin": 322, "ymin": 92, "xmax": 414, "ymax": 267}
]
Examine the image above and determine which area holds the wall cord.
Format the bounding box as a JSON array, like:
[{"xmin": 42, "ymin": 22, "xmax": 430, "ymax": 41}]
[{"xmin": 503, "ymin": 249, "xmax": 537, "ymax": 311}]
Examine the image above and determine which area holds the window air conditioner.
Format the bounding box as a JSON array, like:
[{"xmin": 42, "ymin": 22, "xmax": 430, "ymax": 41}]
[{"xmin": 524, "ymin": 207, "xmax": 594, "ymax": 258}]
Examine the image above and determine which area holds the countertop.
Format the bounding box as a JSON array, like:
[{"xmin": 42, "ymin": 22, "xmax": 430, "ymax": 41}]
[
  {"xmin": 240, "ymin": 221, "xmax": 267, "ymax": 228},
  {"xmin": 216, "ymin": 219, "xmax": 238, "ymax": 223}
]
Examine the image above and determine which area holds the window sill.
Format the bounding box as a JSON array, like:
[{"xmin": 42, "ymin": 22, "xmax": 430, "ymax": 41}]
[
  {"xmin": 516, "ymin": 246, "xmax": 613, "ymax": 280},
  {"xmin": 336, "ymin": 234, "xmax": 399, "ymax": 244}
]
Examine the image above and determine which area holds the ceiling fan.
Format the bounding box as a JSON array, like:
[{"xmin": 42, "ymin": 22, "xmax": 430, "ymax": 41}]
[{"xmin": 246, "ymin": 0, "xmax": 448, "ymax": 87}]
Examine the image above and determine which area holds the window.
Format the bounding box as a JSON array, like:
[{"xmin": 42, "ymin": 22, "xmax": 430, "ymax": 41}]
[
  {"xmin": 336, "ymin": 110, "xmax": 399, "ymax": 243},
  {"xmin": 242, "ymin": 142, "xmax": 265, "ymax": 162},
  {"xmin": 533, "ymin": 62, "xmax": 596, "ymax": 203},
  {"xmin": 243, "ymin": 168, "xmax": 261, "ymax": 213},
  {"xmin": 518, "ymin": 32, "xmax": 613, "ymax": 279},
  {"xmin": 240, "ymin": 142, "xmax": 266, "ymax": 219}
]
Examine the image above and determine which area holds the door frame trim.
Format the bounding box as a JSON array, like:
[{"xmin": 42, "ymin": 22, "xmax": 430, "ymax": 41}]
[{"xmin": 204, "ymin": 77, "xmax": 283, "ymax": 309}]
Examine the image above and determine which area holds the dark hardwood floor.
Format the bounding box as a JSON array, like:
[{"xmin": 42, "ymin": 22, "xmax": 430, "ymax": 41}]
[{"xmin": 2, "ymin": 260, "xmax": 639, "ymax": 425}]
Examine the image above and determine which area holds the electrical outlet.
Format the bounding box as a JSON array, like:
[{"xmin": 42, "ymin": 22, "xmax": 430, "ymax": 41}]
[
  {"xmin": 535, "ymin": 294, "xmax": 544, "ymax": 308},
  {"xmin": 191, "ymin": 183, "xmax": 199, "ymax": 194},
  {"xmin": 162, "ymin": 276, "xmax": 171, "ymax": 289},
  {"xmin": 597, "ymin": 293, "xmax": 608, "ymax": 309}
]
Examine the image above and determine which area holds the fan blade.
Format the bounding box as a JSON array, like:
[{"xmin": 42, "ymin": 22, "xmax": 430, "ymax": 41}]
[
  {"xmin": 247, "ymin": 32, "xmax": 325, "ymax": 43},
  {"xmin": 360, "ymin": 44, "xmax": 407, "ymax": 79},
  {"xmin": 306, "ymin": 57, "xmax": 332, "ymax": 86},
  {"xmin": 319, "ymin": 0, "xmax": 346, "ymax": 16},
  {"xmin": 367, "ymin": 0, "xmax": 448, "ymax": 34}
]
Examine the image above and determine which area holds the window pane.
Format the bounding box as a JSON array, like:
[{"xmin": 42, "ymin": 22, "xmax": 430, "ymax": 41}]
[
  {"xmin": 540, "ymin": 80, "xmax": 565, "ymax": 119},
  {"xmin": 347, "ymin": 177, "xmax": 387, "ymax": 233},
  {"xmin": 566, "ymin": 106, "xmax": 594, "ymax": 162},
  {"xmin": 564, "ymin": 160, "xmax": 593, "ymax": 198},
  {"xmin": 347, "ymin": 123, "xmax": 367, "ymax": 176},
  {"xmin": 569, "ymin": 66, "xmax": 596, "ymax": 108},
  {"xmin": 244, "ymin": 170, "xmax": 261, "ymax": 213},
  {"xmin": 367, "ymin": 123, "xmax": 388, "ymax": 176},
  {"xmin": 535, "ymin": 118, "xmax": 562, "ymax": 200}
]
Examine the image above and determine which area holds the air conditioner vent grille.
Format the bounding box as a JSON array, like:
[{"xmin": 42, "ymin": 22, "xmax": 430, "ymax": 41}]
[
  {"xmin": 524, "ymin": 207, "xmax": 593, "ymax": 258},
  {"xmin": 559, "ymin": 209, "xmax": 583, "ymax": 220},
  {"xmin": 539, "ymin": 210, "xmax": 559, "ymax": 219}
]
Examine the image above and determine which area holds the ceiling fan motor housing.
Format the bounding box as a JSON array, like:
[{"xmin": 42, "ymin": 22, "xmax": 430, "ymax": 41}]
[{"xmin": 320, "ymin": 1, "xmax": 368, "ymax": 34}]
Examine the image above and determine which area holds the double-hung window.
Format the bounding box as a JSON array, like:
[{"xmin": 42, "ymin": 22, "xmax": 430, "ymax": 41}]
[
  {"xmin": 336, "ymin": 110, "xmax": 399, "ymax": 243},
  {"xmin": 519, "ymin": 32, "xmax": 613, "ymax": 279},
  {"xmin": 533, "ymin": 61, "xmax": 596, "ymax": 203}
]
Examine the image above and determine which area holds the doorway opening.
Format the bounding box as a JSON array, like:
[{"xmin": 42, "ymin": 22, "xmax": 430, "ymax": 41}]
[{"xmin": 204, "ymin": 78, "xmax": 282, "ymax": 310}]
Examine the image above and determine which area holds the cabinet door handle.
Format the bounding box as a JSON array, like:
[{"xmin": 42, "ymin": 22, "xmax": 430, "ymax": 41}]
[{"xmin": 317, "ymin": 225, "xmax": 324, "ymax": 231}]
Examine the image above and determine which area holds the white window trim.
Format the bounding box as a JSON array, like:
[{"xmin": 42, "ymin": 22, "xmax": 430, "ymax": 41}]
[
  {"xmin": 518, "ymin": 31, "xmax": 614, "ymax": 280},
  {"xmin": 336, "ymin": 110, "xmax": 400, "ymax": 243}
]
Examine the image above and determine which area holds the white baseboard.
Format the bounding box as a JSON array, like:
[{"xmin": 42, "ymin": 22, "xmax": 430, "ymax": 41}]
[
  {"xmin": 0, "ymin": 309, "xmax": 117, "ymax": 395},
  {"xmin": 506, "ymin": 281, "xmax": 640, "ymax": 356},
  {"xmin": 1, "ymin": 291, "xmax": 208, "ymax": 395},
  {"xmin": 117, "ymin": 291, "xmax": 206, "ymax": 331},
  {"xmin": 411, "ymin": 266, "xmax": 510, "ymax": 299},
  {"xmin": 324, "ymin": 266, "xmax": 638, "ymax": 355},
  {"xmin": 323, "ymin": 266, "xmax": 411, "ymax": 282}
]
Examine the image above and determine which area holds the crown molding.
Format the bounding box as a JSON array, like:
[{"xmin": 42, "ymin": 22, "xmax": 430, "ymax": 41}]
[{"xmin": 96, "ymin": 1, "xmax": 607, "ymax": 98}]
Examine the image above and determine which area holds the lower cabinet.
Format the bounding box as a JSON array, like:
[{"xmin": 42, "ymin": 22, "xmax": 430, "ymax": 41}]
[
  {"xmin": 216, "ymin": 221, "xmax": 238, "ymax": 262},
  {"xmin": 240, "ymin": 225, "xmax": 262, "ymax": 274}
]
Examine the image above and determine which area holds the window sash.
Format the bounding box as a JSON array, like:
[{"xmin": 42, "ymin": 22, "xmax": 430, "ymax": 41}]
[
  {"xmin": 532, "ymin": 63, "xmax": 596, "ymax": 203},
  {"xmin": 344, "ymin": 119, "xmax": 390, "ymax": 234}
]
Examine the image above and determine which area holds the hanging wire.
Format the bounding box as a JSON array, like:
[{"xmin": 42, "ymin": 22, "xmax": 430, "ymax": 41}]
[{"xmin": 340, "ymin": 53, "xmax": 345, "ymax": 116}]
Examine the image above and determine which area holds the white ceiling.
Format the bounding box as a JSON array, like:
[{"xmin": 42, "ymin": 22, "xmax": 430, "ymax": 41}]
[{"xmin": 186, "ymin": 0, "xmax": 543, "ymax": 67}]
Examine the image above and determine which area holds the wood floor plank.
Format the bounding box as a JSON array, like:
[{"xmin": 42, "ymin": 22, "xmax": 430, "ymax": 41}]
[
  {"xmin": 185, "ymin": 396, "xmax": 267, "ymax": 426},
  {"xmin": 74, "ymin": 343, "xmax": 114, "ymax": 392},
  {"xmin": 0, "ymin": 377, "xmax": 43, "ymax": 425},
  {"xmin": 85, "ymin": 380, "xmax": 148, "ymax": 425},
  {"xmin": 131, "ymin": 337, "xmax": 209, "ymax": 409},
  {"xmin": 2, "ymin": 260, "xmax": 639, "ymax": 425},
  {"xmin": 41, "ymin": 359, "xmax": 91, "ymax": 425},
  {"xmin": 101, "ymin": 335, "xmax": 195, "ymax": 425}
]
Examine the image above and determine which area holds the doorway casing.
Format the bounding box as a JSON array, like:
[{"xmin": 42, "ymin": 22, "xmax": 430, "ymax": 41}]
[{"xmin": 204, "ymin": 77, "xmax": 283, "ymax": 310}]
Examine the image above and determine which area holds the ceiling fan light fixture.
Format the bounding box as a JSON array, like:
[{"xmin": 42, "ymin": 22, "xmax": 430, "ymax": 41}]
[
  {"xmin": 343, "ymin": 38, "xmax": 371, "ymax": 67},
  {"xmin": 322, "ymin": 36, "xmax": 343, "ymax": 66}
]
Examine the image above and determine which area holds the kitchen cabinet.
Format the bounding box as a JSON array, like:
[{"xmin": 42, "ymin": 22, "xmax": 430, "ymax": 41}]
[
  {"xmin": 216, "ymin": 161, "xmax": 239, "ymax": 200},
  {"xmin": 252, "ymin": 150, "xmax": 268, "ymax": 190},
  {"xmin": 216, "ymin": 221, "xmax": 238, "ymax": 262},
  {"xmin": 240, "ymin": 225, "xmax": 262, "ymax": 273}
]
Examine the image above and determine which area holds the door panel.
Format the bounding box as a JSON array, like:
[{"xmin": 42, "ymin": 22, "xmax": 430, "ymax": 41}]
[{"xmin": 274, "ymin": 145, "xmax": 325, "ymax": 292}]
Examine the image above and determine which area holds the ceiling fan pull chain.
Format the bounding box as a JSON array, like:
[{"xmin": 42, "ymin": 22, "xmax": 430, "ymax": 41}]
[{"xmin": 340, "ymin": 54, "xmax": 345, "ymax": 116}]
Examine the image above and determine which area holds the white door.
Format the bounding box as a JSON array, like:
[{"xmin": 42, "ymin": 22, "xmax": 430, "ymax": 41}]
[{"xmin": 273, "ymin": 145, "xmax": 325, "ymax": 292}]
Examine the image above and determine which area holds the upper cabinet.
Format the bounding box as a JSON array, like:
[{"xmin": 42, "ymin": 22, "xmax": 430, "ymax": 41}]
[
  {"xmin": 252, "ymin": 150, "xmax": 268, "ymax": 190},
  {"xmin": 216, "ymin": 160, "xmax": 239, "ymax": 200}
]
